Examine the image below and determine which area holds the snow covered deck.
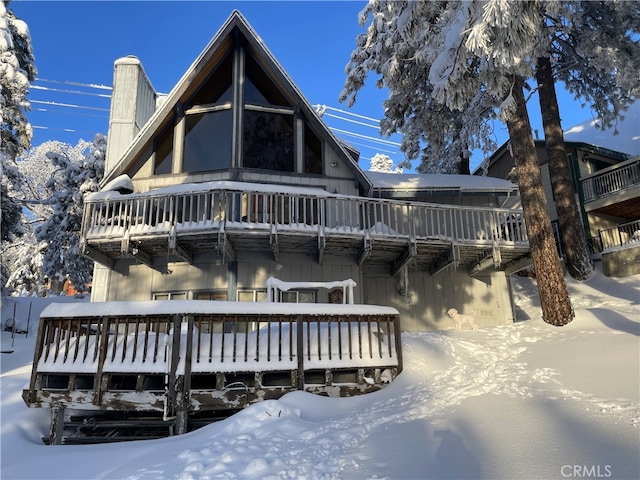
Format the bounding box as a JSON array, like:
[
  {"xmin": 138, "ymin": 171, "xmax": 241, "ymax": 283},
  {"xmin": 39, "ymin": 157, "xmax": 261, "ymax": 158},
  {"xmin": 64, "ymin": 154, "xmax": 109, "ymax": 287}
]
[
  {"xmin": 23, "ymin": 301, "xmax": 402, "ymax": 420},
  {"xmin": 80, "ymin": 182, "xmax": 530, "ymax": 275}
]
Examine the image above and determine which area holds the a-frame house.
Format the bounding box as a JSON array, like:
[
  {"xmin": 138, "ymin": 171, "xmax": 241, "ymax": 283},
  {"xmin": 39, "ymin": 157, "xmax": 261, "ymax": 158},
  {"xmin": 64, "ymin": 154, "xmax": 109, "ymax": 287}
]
[
  {"xmin": 84, "ymin": 11, "xmax": 529, "ymax": 330},
  {"xmin": 23, "ymin": 11, "xmax": 530, "ymax": 443}
]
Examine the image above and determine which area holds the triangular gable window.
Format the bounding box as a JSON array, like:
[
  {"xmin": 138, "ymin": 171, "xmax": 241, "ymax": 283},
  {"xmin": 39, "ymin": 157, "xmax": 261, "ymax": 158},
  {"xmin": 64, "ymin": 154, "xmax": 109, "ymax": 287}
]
[
  {"xmin": 187, "ymin": 54, "xmax": 233, "ymax": 108},
  {"xmin": 244, "ymin": 53, "xmax": 290, "ymax": 108},
  {"xmin": 149, "ymin": 30, "xmax": 324, "ymax": 177}
]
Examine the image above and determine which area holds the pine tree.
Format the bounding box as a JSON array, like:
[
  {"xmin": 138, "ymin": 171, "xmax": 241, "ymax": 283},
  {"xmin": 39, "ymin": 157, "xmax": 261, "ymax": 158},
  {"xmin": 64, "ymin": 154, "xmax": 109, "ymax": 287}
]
[
  {"xmin": 1, "ymin": 1, "xmax": 36, "ymax": 301},
  {"xmin": 342, "ymin": 0, "xmax": 574, "ymax": 325},
  {"xmin": 506, "ymin": 76, "xmax": 573, "ymax": 325},
  {"xmin": 369, "ymin": 153, "xmax": 402, "ymax": 173},
  {"xmin": 36, "ymin": 135, "xmax": 106, "ymax": 291},
  {"xmin": 1, "ymin": 140, "xmax": 92, "ymax": 296},
  {"xmin": 533, "ymin": 1, "xmax": 640, "ymax": 280},
  {"xmin": 536, "ymin": 57, "xmax": 593, "ymax": 281},
  {"xmin": 340, "ymin": 1, "xmax": 497, "ymax": 173}
]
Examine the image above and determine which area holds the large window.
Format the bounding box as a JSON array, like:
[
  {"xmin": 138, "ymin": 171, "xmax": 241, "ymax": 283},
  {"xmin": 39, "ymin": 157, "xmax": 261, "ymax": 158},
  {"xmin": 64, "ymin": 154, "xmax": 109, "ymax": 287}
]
[
  {"xmin": 304, "ymin": 122, "xmax": 322, "ymax": 174},
  {"xmin": 148, "ymin": 38, "xmax": 325, "ymax": 177},
  {"xmin": 195, "ymin": 291, "xmax": 228, "ymax": 301},
  {"xmin": 243, "ymin": 109, "xmax": 294, "ymax": 172},
  {"xmin": 280, "ymin": 290, "xmax": 316, "ymax": 303},
  {"xmin": 183, "ymin": 109, "xmax": 233, "ymax": 172},
  {"xmin": 153, "ymin": 292, "xmax": 187, "ymax": 301},
  {"xmin": 154, "ymin": 124, "xmax": 174, "ymax": 175}
]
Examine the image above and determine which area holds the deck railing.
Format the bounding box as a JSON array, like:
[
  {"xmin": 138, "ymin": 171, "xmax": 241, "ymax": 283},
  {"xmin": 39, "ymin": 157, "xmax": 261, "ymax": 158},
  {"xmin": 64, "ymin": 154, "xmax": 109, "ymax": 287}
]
[
  {"xmin": 24, "ymin": 302, "xmax": 402, "ymax": 414},
  {"xmin": 582, "ymin": 157, "xmax": 640, "ymax": 202},
  {"xmin": 82, "ymin": 186, "xmax": 527, "ymax": 246},
  {"xmin": 597, "ymin": 219, "xmax": 640, "ymax": 252}
]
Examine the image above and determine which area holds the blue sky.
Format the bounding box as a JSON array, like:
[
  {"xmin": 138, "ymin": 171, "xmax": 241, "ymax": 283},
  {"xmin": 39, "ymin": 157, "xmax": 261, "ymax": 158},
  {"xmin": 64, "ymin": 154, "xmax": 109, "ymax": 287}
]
[{"xmin": 13, "ymin": 1, "xmax": 596, "ymax": 172}]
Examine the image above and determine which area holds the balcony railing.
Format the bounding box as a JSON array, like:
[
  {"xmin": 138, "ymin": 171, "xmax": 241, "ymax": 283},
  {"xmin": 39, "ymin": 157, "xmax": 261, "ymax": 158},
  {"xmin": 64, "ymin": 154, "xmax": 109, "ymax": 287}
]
[
  {"xmin": 597, "ymin": 219, "xmax": 640, "ymax": 252},
  {"xmin": 582, "ymin": 157, "xmax": 640, "ymax": 202},
  {"xmin": 81, "ymin": 184, "xmax": 528, "ymax": 250}
]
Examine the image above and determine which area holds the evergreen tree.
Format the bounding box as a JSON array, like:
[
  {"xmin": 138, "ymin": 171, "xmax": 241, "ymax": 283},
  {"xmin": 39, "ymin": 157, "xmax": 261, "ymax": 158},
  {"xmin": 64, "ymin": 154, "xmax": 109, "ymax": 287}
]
[
  {"xmin": 340, "ymin": 1, "xmax": 497, "ymax": 174},
  {"xmin": 369, "ymin": 153, "xmax": 402, "ymax": 173},
  {"xmin": 36, "ymin": 135, "xmax": 106, "ymax": 292},
  {"xmin": 533, "ymin": 1, "xmax": 640, "ymax": 281},
  {"xmin": 1, "ymin": 1, "xmax": 36, "ymax": 301},
  {"xmin": 342, "ymin": 0, "xmax": 574, "ymax": 325},
  {"xmin": 2, "ymin": 140, "xmax": 91, "ymax": 296}
]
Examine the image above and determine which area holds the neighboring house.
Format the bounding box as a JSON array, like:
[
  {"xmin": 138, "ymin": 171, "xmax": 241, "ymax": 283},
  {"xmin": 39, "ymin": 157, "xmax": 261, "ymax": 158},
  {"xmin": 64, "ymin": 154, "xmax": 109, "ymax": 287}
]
[
  {"xmin": 481, "ymin": 137, "xmax": 640, "ymax": 261},
  {"xmin": 23, "ymin": 11, "xmax": 532, "ymax": 443}
]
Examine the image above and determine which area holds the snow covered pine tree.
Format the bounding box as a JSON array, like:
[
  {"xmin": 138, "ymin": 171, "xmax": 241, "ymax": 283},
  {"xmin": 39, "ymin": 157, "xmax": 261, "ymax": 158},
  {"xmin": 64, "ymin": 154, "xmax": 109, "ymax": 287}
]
[
  {"xmin": 36, "ymin": 135, "xmax": 106, "ymax": 293},
  {"xmin": 533, "ymin": 1, "xmax": 640, "ymax": 281},
  {"xmin": 342, "ymin": 0, "xmax": 574, "ymax": 325},
  {"xmin": 0, "ymin": 1, "xmax": 36, "ymax": 301}
]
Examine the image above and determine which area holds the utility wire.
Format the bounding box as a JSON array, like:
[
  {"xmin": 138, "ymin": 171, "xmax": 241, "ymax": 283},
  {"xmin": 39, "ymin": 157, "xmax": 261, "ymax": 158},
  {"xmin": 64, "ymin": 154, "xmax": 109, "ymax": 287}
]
[
  {"xmin": 329, "ymin": 127, "xmax": 401, "ymax": 147},
  {"xmin": 30, "ymin": 79, "xmax": 403, "ymax": 154},
  {"xmin": 33, "ymin": 107, "xmax": 109, "ymax": 119},
  {"xmin": 30, "ymin": 99, "xmax": 110, "ymax": 112},
  {"xmin": 31, "ymin": 85, "xmax": 111, "ymax": 99},
  {"xmin": 35, "ymin": 78, "xmax": 112, "ymax": 91},
  {"xmin": 323, "ymin": 112, "xmax": 379, "ymax": 130}
]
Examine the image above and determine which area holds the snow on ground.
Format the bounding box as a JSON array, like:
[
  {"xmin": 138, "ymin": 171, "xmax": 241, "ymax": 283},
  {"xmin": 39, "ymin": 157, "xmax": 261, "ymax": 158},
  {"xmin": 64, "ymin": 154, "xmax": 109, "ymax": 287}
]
[{"xmin": 1, "ymin": 264, "xmax": 639, "ymax": 479}]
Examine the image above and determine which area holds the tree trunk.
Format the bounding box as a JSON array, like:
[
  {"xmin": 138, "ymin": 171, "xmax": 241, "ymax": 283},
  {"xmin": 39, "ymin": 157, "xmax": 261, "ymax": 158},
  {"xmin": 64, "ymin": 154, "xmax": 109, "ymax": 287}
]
[
  {"xmin": 506, "ymin": 76, "xmax": 574, "ymax": 326},
  {"xmin": 536, "ymin": 56, "xmax": 593, "ymax": 281}
]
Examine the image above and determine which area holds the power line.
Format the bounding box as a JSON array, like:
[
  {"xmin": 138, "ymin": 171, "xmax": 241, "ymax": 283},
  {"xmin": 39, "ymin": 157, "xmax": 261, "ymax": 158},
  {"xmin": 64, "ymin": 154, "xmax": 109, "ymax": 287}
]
[
  {"xmin": 32, "ymin": 125, "xmax": 99, "ymax": 134},
  {"xmin": 343, "ymin": 140, "xmax": 398, "ymax": 155},
  {"xmin": 29, "ymin": 79, "xmax": 403, "ymax": 157},
  {"xmin": 35, "ymin": 78, "xmax": 112, "ymax": 91},
  {"xmin": 315, "ymin": 104, "xmax": 383, "ymax": 124},
  {"xmin": 33, "ymin": 107, "xmax": 109, "ymax": 119},
  {"xmin": 329, "ymin": 127, "xmax": 401, "ymax": 147},
  {"xmin": 30, "ymin": 99, "xmax": 110, "ymax": 112},
  {"xmin": 323, "ymin": 112, "xmax": 379, "ymax": 130},
  {"xmin": 31, "ymin": 85, "xmax": 111, "ymax": 99}
]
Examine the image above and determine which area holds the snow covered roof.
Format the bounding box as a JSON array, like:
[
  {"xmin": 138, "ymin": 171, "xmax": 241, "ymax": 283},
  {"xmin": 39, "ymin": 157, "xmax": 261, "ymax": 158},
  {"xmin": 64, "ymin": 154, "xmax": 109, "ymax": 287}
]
[
  {"xmin": 40, "ymin": 300, "xmax": 399, "ymax": 319},
  {"xmin": 564, "ymin": 101, "xmax": 640, "ymax": 156},
  {"xmin": 366, "ymin": 171, "xmax": 518, "ymax": 193}
]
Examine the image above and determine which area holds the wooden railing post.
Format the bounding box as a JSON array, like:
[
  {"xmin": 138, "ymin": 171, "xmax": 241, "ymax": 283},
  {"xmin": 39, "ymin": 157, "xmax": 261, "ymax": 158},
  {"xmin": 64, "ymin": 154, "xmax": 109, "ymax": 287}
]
[
  {"xmin": 175, "ymin": 315, "xmax": 193, "ymax": 435},
  {"xmin": 166, "ymin": 314, "xmax": 181, "ymax": 420},
  {"xmin": 393, "ymin": 315, "xmax": 403, "ymax": 374},
  {"xmin": 296, "ymin": 316, "xmax": 304, "ymax": 390},
  {"xmin": 93, "ymin": 317, "xmax": 110, "ymax": 406}
]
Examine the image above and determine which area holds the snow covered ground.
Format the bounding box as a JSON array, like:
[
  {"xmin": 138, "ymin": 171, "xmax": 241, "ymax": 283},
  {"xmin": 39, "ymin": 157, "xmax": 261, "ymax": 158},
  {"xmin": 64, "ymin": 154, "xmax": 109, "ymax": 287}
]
[{"xmin": 1, "ymin": 264, "xmax": 638, "ymax": 480}]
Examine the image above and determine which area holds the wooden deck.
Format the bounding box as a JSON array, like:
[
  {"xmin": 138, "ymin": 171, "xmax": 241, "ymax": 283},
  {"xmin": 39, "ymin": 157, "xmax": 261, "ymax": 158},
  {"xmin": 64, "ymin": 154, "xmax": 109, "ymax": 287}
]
[
  {"xmin": 22, "ymin": 301, "xmax": 401, "ymax": 444},
  {"xmin": 80, "ymin": 184, "xmax": 531, "ymax": 275}
]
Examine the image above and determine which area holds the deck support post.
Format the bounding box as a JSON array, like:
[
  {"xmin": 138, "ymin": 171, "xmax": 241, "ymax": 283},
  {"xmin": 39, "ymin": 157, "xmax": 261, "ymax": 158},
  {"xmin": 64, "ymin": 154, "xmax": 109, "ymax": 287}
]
[
  {"xmin": 175, "ymin": 411, "xmax": 188, "ymax": 436},
  {"xmin": 49, "ymin": 407, "xmax": 65, "ymax": 445}
]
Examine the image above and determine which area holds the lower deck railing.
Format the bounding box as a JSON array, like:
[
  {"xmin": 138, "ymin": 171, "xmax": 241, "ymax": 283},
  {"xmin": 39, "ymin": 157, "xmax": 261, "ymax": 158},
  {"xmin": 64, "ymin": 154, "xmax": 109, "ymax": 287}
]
[
  {"xmin": 597, "ymin": 219, "xmax": 640, "ymax": 252},
  {"xmin": 23, "ymin": 301, "xmax": 402, "ymax": 434}
]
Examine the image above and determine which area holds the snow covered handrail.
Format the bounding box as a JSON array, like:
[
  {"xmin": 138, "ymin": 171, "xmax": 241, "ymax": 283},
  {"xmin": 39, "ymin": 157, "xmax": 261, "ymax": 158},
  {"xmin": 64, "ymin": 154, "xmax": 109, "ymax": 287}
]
[
  {"xmin": 23, "ymin": 301, "xmax": 403, "ymax": 435},
  {"xmin": 81, "ymin": 185, "xmax": 528, "ymax": 246},
  {"xmin": 266, "ymin": 277, "xmax": 357, "ymax": 304}
]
